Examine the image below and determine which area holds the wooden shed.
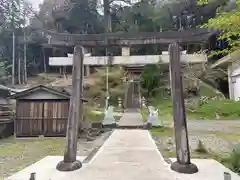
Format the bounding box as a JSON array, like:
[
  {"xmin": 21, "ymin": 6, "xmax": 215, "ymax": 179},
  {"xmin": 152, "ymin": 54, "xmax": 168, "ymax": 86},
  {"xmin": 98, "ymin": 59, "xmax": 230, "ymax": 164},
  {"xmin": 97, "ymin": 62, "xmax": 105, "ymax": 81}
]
[
  {"xmin": 0, "ymin": 85, "xmax": 14, "ymax": 138},
  {"xmin": 9, "ymin": 85, "xmax": 85, "ymax": 137}
]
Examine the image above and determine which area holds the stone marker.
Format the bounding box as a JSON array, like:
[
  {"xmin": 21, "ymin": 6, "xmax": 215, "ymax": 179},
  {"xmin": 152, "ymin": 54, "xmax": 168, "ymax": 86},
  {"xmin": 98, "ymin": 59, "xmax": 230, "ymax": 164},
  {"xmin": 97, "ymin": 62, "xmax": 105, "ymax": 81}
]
[
  {"xmin": 102, "ymin": 106, "xmax": 116, "ymax": 126},
  {"xmin": 56, "ymin": 46, "xmax": 84, "ymax": 171},
  {"xmin": 169, "ymin": 43, "xmax": 198, "ymax": 174},
  {"xmin": 29, "ymin": 172, "xmax": 36, "ymax": 180},
  {"xmin": 147, "ymin": 106, "xmax": 162, "ymax": 127},
  {"xmin": 224, "ymin": 172, "xmax": 231, "ymax": 180}
]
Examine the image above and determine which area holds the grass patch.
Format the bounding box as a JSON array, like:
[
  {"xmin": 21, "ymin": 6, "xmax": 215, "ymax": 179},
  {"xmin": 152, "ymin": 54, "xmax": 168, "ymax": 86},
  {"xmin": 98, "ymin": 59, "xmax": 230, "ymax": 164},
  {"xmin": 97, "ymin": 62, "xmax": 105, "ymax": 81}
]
[
  {"xmin": 208, "ymin": 131, "xmax": 240, "ymax": 141},
  {"xmin": 142, "ymin": 95, "xmax": 240, "ymax": 120},
  {"xmin": 0, "ymin": 137, "xmax": 64, "ymax": 178},
  {"xmin": 225, "ymin": 146, "xmax": 240, "ymax": 174},
  {"xmin": 87, "ymin": 111, "xmax": 104, "ymax": 122},
  {"xmin": 209, "ymin": 148, "xmax": 240, "ymax": 175},
  {"xmin": 188, "ymin": 99, "xmax": 240, "ymax": 120},
  {"xmin": 140, "ymin": 108, "xmax": 148, "ymax": 122},
  {"xmin": 140, "ymin": 97, "xmax": 173, "ymax": 125},
  {"xmin": 151, "ymin": 127, "xmax": 173, "ymax": 136},
  {"xmin": 149, "ymin": 97, "xmax": 173, "ymax": 121}
]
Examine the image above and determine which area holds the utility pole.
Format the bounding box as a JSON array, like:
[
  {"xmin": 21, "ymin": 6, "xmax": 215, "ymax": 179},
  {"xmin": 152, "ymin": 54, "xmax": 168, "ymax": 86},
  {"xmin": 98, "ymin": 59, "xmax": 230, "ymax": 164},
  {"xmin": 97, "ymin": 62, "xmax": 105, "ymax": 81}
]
[
  {"xmin": 104, "ymin": 0, "xmax": 111, "ymax": 110},
  {"xmin": 105, "ymin": 52, "xmax": 109, "ymax": 110},
  {"xmin": 56, "ymin": 46, "xmax": 84, "ymax": 171}
]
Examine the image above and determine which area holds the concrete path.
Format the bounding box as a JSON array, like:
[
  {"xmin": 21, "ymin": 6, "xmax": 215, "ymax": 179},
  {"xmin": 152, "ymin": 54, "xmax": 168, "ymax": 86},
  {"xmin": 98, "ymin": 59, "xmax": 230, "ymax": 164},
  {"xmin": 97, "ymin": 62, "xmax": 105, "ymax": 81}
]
[
  {"xmin": 61, "ymin": 130, "xmax": 177, "ymax": 180},
  {"xmin": 117, "ymin": 111, "xmax": 144, "ymax": 128}
]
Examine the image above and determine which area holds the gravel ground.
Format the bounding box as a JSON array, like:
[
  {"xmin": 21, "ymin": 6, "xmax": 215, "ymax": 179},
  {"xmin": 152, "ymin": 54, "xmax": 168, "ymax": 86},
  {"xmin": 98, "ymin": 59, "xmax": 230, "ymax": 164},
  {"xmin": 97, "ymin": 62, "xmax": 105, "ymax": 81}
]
[
  {"xmin": 187, "ymin": 120, "xmax": 240, "ymax": 133},
  {"xmin": 0, "ymin": 131, "xmax": 112, "ymax": 178},
  {"xmin": 152, "ymin": 120, "xmax": 240, "ymax": 158}
]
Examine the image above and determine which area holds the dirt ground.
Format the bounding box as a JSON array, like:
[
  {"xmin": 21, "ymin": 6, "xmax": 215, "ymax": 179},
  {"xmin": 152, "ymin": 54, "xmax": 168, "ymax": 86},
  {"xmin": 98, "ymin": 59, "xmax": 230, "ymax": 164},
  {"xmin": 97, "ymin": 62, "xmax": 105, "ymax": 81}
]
[
  {"xmin": 152, "ymin": 120, "xmax": 240, "ymax": 159},
  {"xmin": 0, "ymin": 131, "xmax": 112, "ymax": 178}
]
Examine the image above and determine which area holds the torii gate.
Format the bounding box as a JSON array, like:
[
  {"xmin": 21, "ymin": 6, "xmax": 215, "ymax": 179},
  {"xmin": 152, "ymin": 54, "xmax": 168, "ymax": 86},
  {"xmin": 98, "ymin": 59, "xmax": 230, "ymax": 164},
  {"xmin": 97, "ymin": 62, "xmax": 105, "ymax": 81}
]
[
  {"xmin": 43, "ymin": 29, "xmax": 214, "ymax": 108},
  {"xmin": 44, "ymin": 29, "xmax": 215, "ymax": 174}
]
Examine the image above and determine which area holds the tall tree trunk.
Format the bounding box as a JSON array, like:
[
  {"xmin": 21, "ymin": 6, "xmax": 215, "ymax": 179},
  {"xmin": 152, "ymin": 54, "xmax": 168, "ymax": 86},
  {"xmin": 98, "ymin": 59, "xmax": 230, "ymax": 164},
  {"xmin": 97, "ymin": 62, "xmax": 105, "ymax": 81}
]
[
  {"xmin": 103, "ymin": 0, "xmax": 111, "ymax": 33},
  {"xmin": 42, "ymin": 48, "xmax": 47, "ymax": 73},
  {"xmin": 11, "ymin": 1, "xmax": 15, "ymax": 85},
  {"xmin": 18, "ymin": 49, "xmax": 21, "ymax": 84},
  {"xmin": 23, "ymin": 14, "xmax": 27, "ymax": 84},
  {"xmin": 12, "ymin": 31, "xmax": 15, "ymax": 85}
]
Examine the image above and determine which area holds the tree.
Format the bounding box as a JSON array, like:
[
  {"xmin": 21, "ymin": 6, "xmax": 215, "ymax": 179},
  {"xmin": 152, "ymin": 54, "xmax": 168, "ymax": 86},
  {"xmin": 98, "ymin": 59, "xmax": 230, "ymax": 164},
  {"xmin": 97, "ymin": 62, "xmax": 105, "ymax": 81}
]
[
  {"xmin": 62, "ymin": 0, "xmax": 103, "ymax": 34},
  {"xmin": 199, "ymin": 0, "xmax": 240, "ymax": 56},
  {"xmin": 140, "ymin": 64, "xmax": 167, "ymax": 97}
]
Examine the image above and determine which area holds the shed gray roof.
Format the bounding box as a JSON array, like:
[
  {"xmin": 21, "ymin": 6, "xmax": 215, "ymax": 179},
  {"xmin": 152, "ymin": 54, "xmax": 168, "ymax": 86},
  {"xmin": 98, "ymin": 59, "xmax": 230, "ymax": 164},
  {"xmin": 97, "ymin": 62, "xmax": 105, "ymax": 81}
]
[
  {"xmin": 8, "ymin": 85, "xmax": 69, "ymax": 99},
  {"xmin": 8, "ymin": 85, "xmax": 88, "ymax": 102}
]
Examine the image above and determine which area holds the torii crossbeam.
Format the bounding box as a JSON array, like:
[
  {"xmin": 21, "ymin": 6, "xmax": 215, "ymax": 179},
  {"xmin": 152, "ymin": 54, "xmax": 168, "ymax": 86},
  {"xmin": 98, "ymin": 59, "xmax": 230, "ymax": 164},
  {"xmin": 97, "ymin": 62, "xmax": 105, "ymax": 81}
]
[{"xmin": 42, "ymin": 28, "xmax": 215, "ymax": 47}]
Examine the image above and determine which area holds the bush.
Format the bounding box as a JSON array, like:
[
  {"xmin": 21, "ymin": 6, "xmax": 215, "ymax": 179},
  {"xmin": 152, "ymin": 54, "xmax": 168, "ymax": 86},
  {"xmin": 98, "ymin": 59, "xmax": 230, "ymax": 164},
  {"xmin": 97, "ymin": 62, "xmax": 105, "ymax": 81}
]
[
  {"xmin": 228, "ymin": 146, "xmax": 240, "ymax": 174},
  {"xmin": 140, "ymin": 64, "xmax": 167, "ymax": 97}
]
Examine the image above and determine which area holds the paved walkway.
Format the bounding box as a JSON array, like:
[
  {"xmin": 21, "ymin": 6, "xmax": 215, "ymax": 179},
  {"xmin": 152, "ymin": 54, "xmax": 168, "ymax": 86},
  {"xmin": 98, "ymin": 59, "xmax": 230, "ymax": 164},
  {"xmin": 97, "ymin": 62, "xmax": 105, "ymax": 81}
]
[
  {"xmin": 117, "ymin": 111, "xmax": 144, "ymax": 128},
  {"xmin": 62, "ymin": 130, "xmax": 177, "ymax": 180}
]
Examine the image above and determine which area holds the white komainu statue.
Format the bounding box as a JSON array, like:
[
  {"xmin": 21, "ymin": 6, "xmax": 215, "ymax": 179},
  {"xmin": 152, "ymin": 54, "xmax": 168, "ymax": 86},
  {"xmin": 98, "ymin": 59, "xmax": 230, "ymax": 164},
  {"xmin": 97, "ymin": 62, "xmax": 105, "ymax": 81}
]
[
  {"xmin": 147, "ymin": 106, "xmax": 163, "ymax": 127},
  {"xmin": 102, "ymin": 106, "xmax": 116, "ymax": 125}
]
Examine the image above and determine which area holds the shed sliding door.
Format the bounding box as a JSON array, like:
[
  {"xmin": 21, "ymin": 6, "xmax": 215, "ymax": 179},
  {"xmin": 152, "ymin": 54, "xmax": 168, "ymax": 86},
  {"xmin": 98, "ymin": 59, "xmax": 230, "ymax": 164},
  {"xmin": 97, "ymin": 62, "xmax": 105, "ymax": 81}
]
[
  {"xmin": 16, "ymin": 101, "xmax": 43, "ymax": 137},
  {"xmin": 43, "ymin": 101, "xmax": 69, "ymax": 136}
]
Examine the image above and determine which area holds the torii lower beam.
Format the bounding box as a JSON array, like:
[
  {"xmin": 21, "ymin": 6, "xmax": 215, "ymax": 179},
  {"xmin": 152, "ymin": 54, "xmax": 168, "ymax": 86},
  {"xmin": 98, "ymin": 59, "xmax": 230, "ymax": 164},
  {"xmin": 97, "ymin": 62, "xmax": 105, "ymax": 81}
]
[{"xmin": 49, "ymin": 54, "xmax": 207, "ymax": 66}]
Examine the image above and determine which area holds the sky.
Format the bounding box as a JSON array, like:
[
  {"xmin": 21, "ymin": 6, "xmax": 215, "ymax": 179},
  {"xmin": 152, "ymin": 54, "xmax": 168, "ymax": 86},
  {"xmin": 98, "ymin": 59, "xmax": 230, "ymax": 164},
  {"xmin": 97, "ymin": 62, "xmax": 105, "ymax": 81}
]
[{"xmin": 27, "ymin": 0, "xmax": 43, "ymax": 11}]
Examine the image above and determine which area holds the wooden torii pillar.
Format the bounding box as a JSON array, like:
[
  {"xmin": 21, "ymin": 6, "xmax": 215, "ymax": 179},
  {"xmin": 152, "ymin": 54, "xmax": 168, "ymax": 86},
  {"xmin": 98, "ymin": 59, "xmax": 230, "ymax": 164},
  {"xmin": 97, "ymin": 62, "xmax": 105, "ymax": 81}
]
[
  {"xmin": 56, "ymin": 46, "xmax": 84, "ymax": 171},
  {"xmin": 169, "ymin": 43, "xmax": 198, "ymax": 174}
]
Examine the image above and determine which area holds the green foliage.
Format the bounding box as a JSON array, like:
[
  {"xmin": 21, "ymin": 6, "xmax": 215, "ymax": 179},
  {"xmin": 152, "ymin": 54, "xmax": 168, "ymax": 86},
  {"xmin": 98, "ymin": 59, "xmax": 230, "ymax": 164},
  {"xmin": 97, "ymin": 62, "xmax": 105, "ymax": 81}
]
[
  {"xmin": 191, "ymin": 99, "xmax": 240, "ymax": 119},
  {"xmin": 229, "ymin": 146, "xmax": 240, "ymax": 174},
  {"xmin": 206, "ymin": 11, "xmax": 240, "ymax": 55},
  {"xmin": 223, "ymin": 145, "xmax": 240, "ymax": 174},
  {"xmin": 197, "ymin": 0, "xmax": 209, "ymax": 5},
  {"xmin": 199, "ymin": 0, "xmax": 240, "ymax": 56},
  {"xmin": 140, "ymin": 64, "xmax": 167, "ymax": 97},
  {"xmin": 86, "ymin": 111, "xmax": 104, "ymax": 122},
  {"xmin": 62, "ymin": 0, "xmax": 103, "ymax": 33}
]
